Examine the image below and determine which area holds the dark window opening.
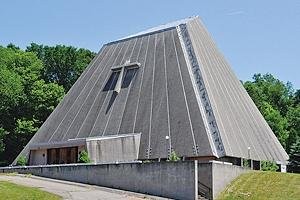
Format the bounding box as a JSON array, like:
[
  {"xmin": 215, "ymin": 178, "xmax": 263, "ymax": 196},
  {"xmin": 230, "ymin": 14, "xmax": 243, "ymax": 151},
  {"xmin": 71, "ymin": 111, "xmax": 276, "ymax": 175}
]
[
  {"xmin": 103, "ymin": 67, "xmax": 138, "ymax": 91},
  {"xmin": 122, "ymin": 68, "xmax": 138, "ymax": 88},
  {"xmin": 103, "ymin": 71, "xmax": 120, "ymax": 91}
]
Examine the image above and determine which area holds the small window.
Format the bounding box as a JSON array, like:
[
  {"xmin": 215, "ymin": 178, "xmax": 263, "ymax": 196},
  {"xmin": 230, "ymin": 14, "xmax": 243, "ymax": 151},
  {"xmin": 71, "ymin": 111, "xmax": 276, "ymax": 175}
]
[
  {"xmin": 103, "ymin": 71, "xmax": 120, "ymax": 91},
  {"xmin": 122, "ymin": 68, "xmax": 138, "ymax": 88}
]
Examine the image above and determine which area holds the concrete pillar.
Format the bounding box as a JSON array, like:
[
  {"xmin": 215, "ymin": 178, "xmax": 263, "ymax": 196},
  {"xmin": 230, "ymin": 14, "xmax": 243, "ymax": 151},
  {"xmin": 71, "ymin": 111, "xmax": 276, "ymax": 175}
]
[
  {"xmin": 194, "ymin": 160, "xmax": 198, "ymax": 200},
  {"xmin": 280, "ymin": 164, "xmax": 287, "ymax": 173}
]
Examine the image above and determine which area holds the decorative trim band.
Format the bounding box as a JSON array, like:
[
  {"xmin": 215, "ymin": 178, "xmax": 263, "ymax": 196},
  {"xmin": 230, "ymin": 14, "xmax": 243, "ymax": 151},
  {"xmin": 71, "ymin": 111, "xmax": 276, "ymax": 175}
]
[{"xmin": 176, "ymin": 24, "xmax": 225, "ymax": 157}]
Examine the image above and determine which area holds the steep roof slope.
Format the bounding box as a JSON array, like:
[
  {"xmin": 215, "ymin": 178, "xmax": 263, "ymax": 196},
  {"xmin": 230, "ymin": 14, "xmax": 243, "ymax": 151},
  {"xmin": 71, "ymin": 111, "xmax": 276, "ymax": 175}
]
[
  {"xmin": 14, "ymin": 17, "xmax": 288, "ymax": 164},
  {"xmin": 185, "ymin": 18, "xmax": 288, "ymax": 162}
]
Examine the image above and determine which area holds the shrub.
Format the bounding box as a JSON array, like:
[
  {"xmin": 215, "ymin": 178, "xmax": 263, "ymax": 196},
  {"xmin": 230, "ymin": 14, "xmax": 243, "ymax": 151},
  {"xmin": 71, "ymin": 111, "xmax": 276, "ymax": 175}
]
[
  {"xmin": 78, "ymin": 150, "xmax": 90, "ymax": 163},
  {"xmin": 168, "ymin": 150, "xmax": 180, "ymax": 162},
  {"xmin": 261, "ymin": 160, "xmax": 279, "ymax": 171},
  {"xmin": 242, "ymin": 158, "xmax": 250, "ymax": 168},
  {"xmin": 16, "ymin": 155, "xmax": 27, "ymax": 166}
]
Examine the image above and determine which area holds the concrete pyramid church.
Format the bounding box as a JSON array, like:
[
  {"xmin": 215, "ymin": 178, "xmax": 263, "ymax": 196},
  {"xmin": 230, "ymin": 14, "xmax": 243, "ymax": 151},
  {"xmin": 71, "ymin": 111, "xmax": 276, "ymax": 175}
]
[{"xmin": 14, "ymin": 17, "xmax": 288, "ymax": 166}]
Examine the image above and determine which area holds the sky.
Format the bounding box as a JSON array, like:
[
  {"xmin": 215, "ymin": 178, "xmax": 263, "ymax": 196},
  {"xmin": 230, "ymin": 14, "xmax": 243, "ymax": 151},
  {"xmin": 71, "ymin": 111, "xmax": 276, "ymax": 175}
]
[{"xmin": 1, "ymin": 0, "xmax": 299, "ymax": 88}]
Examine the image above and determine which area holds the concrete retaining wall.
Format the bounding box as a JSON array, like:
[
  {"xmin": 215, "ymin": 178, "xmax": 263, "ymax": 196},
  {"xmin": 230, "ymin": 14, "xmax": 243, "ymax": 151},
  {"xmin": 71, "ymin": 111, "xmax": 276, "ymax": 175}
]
[
  {"xmin": 197, "ymin": 161, "xmax": 249, "ymax": 199},
  {"xmin": 1, "ymin": 161, "xmax": 249, "ymax": 199},
  {"xmin": 211, "ymin": 162, "xmax": 248, "ymax": 199},
  {"xmin": 1, "ymin": 161, "xmax": 197, "ymax": 200}
]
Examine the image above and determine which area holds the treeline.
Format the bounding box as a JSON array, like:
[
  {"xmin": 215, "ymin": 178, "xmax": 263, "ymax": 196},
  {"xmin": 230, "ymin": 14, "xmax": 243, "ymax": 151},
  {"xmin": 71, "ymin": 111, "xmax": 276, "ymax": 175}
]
[
  {"xmin": 0, "ymin": 44, "xmax": 95, "ymax": 166},
  {"xmin": 244, "ymin": 74, "xmax": 299, "ymax": 168},
  {"xmin": 0, "ymin": 44, "xmax": 299, "ymax": 168}
]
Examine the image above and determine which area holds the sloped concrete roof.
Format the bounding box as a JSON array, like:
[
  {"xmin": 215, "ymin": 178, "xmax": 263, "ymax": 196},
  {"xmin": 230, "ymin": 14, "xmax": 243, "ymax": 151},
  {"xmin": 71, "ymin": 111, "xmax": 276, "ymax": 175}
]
[{"xmin": 15, "ymin": 17, "xmax": 288, "ymax": 164}]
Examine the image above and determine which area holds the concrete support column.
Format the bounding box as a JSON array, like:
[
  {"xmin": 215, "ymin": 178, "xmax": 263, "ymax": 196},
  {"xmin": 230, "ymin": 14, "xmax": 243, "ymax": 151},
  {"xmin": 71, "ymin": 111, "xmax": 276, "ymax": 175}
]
[{"xmin": 194, "ymin": 160, "xmax": 198, "ymax": 200}]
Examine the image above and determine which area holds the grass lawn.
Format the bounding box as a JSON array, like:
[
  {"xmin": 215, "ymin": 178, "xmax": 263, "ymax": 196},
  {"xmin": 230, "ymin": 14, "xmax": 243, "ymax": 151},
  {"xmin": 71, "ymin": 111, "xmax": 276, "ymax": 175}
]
[
  {"xmin": 217, "ymin": 171, "xmax": 300, "ymax": 200},
  {"xmin": 0, "ymin": 181, "xmax": 61, "ymax": 200}
]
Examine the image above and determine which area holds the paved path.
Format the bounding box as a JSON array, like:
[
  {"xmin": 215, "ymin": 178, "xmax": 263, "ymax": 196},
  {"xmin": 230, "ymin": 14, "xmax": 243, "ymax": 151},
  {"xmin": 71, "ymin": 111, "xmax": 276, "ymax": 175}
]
[{"xmin": 0, "ymin": 174, "xmax": 168, "ymax": 200}]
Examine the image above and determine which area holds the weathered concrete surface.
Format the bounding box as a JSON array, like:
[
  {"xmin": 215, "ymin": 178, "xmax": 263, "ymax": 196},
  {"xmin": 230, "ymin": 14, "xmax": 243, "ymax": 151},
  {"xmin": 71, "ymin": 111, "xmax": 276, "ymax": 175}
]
[
  {"xmin": 0, "ymin": 174, "xmax": 167, "ymax": 200},
  {"xmin": 29, "ymin": 149, "xmax": 47, "ymax": 165},
  {"xmin": 197, "ymin": 161, "xmax": 249, "ymax": 199},
  {"xmin": 212, "ymin": 162, "xmax": 249, "ymax": 199},
  {"xmin": 1, "ymin": 161, "xmax": 250, "ymax": 199},
  {"xmin": 1, "ymin": 162, "xmax": 197, "ymax": 200},
  {"xmin": 86, "ymin": 133, "xmax": 140, "ymax": 163}
]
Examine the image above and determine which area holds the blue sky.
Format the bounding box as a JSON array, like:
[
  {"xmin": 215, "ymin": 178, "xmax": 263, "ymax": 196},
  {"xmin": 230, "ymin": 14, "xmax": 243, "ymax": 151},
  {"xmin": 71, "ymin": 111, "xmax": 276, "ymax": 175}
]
[{"xmin": 1, "ymin": 0, "xmax": 299, "ymax": 88}]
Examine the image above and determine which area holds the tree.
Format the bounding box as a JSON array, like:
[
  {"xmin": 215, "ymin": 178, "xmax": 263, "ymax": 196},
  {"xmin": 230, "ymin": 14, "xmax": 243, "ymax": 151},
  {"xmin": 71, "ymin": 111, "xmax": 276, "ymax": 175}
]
[
  {"xmin": 29, "ymin": 80, "xmax": 65, "ymax": 121},
  {"xmin": 0, "ymin": 66, "xmax": 24, "ymax": 111},
  {"xmin": 260, "ymin": 102, "xmax": 289, "ymax": 148},
  {"xmin": 294, "ymin": 90, "xmax": 300, "ymax": 105},
  {"xmin": 26, "ymin": 43, "xmax": 95, "ymax": 91},
  {"xmin": 0, "ymin": 45, "xmax": 65, "ymax": 166},
  {"xmin": 286, "ymin": 106, "xmax": 300, "ymax": 153},
  {"xmin": 244, "ymin": 73, "xmax": 299, "ymax": 154},
  {"xmin": 244, "ymin": 73, "xmax": 294, "ymax": 115},
  {"xmin": 0, "ymin": 128, "xmax": 7, "ymax": 153},
  {"xmin": 0, "ymin": 46, "xmax": 43, "ymax": 88},
  {"xmin": 288, "ymin": 137, "xmax": 300, "ymax": 172},
  {"xmin": 0, "ymin": 44, "xmax": 93, "ymax": 166},
  {"xmin": 6, "ymin": 43, "xmax": 20, "ymax": 51},
  {"xmin": 13, "ymin": 119, "xmax": 39, "ymax": 153}
]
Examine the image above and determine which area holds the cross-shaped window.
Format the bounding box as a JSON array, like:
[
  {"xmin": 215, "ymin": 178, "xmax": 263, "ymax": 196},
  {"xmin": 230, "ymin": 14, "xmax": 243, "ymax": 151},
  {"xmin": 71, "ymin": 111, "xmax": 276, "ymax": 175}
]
[{"xmin": 103, "ymin": 61, "xmax": 140, "ymax": 93}]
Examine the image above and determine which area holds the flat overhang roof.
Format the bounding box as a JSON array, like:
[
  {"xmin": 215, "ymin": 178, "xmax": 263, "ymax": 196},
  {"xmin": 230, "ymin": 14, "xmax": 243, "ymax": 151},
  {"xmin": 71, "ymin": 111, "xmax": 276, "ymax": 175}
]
[{"xmin": 29, "ymin": 133, "xmax": 141, "ymax": 150}]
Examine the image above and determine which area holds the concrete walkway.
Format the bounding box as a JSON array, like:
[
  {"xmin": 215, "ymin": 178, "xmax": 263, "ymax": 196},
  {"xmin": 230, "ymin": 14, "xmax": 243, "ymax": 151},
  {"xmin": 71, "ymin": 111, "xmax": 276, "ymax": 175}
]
[{"xmin": 0, "ymin": 174, "xmax": 168, "ymax": 200}]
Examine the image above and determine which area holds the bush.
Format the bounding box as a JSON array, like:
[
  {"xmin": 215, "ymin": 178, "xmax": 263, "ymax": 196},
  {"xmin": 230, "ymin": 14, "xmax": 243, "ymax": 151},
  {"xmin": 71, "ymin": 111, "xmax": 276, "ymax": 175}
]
[
  {"xmin": 168, "ymin": 150, "xmax": 180, "ymax": 162},
  {"xmin": 78, "ymin": 150, "xmax": 90, "ymax": 163},
  {"xmin": 242, "ymin": 158, "xmax": 250, "ymax": 168},
  {"xmin": 16, "ymin": 155, "xmax": 27, "ymax": 166},
  {"xmin": 261, "ymin": 160, "xmax": 279, "ymax": 171}
]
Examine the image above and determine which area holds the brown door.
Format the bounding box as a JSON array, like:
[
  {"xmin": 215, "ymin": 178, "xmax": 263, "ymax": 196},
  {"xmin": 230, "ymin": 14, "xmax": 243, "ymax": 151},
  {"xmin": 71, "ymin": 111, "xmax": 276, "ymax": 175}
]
[{"xmin": 47, "ymin": 147, "xmax": 78, "ymax": 164}]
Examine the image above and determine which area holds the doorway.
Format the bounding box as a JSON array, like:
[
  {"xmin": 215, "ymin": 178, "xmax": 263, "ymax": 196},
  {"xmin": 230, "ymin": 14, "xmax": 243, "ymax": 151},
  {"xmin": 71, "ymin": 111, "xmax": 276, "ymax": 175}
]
[{"xmin": 47, "ymin": 146, "xmax": 78, "ymax": 164}]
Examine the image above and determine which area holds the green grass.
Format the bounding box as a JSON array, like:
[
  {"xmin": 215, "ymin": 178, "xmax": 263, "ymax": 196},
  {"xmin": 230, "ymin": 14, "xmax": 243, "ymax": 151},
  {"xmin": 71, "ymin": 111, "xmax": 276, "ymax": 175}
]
[
  {"xmin": 0, "ymin": 181, "xmax": 61, "ymax": 200},
  {"xmin": 217, "ymin": 171, "xmax": 300, "ymax": 200}
]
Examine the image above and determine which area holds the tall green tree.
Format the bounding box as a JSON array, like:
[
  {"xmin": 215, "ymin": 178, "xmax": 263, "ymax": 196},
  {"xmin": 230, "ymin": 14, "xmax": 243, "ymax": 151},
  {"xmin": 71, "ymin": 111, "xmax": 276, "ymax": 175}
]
[
  {"xmin": 289, "ymin": 137, "xmax": 300, "ymax": 172},
  {"xmin": 260, "ymin": 102, "xmax": 289, "ymax": 148},
  {"xmin": 0, "ymin": 45, "xmax": 65, "ymax": 165},
  {"xmin": 244, "ymin": 73, "xmax": 299, "ymax": 155},
  {"xmin": 244, "ymin": 73, "xmax": 294, "ymax": 115},
  {"xmin": 26, "ymin": 43, "xmax": 95, "ymax": 91},
  {"xmin": 0, "ymin": 43, "xmax": 94, "ymax": 166},
  {"xmin": 293, "ymin": 90, "xmax": 300, "ymax": 105},
  {"xmin": 0, "ymin": 66, "xmax": 24, "ymax": 112},
  {"xmin": 29, "ymin": 80, "xmax": 65, "ymax": 121},
  {"xmin": 286, "ymin": 106, "xmax": 300, "ymax": 152}
]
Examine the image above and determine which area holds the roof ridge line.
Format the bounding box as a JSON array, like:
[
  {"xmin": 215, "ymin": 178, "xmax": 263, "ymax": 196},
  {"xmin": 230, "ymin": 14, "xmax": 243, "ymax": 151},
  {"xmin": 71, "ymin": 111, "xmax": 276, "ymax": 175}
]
[{"xmin": 105, "ymin": 16, "xmax": 198, "ymax": 45}]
